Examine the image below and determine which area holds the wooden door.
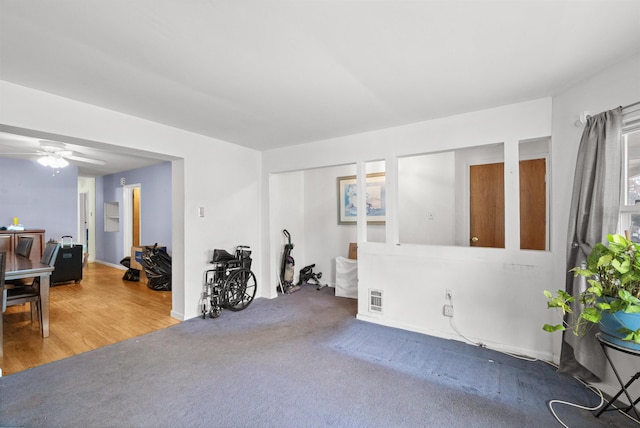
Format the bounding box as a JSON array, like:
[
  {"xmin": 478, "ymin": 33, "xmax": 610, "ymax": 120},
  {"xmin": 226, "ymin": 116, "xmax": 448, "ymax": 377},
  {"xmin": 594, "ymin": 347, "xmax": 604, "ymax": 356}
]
[
  {"xmin": 470, "ymin": 163, "xmax": 505, "ymax": 248},
  {"xmin": 519, "ymin": 158, "xmax": 546, "ymax": 250},
  {"xmin": 470, "ymin": 159, "xmax": 547, "ymax": 249},
  {"xmin": 132, "ymin": 187, "xmax": 141, "ymax": 247}
]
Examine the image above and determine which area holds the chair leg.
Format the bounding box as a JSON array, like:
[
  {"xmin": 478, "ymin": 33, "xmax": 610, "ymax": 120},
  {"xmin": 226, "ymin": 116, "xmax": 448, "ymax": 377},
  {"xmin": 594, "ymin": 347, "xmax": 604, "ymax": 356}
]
[
  {"xmin": 38, "ymin": 300, "xmax": 44, "ymax": 336},
  {"xmin": 36, "ymin": 301, "xmax": 43, "ymax": 336},
  {"xmin": 28, "ymin": 301, "xmax": 44, "ymax": 335},
  {"xmin": 30, "ymin": 302, "xmax": 37, "ymax": 322}
]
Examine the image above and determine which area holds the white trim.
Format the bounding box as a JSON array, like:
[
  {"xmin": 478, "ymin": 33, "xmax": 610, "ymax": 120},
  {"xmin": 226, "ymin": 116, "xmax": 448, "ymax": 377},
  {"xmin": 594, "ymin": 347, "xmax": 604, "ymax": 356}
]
[
  {"xmin": 94, "ymin": 260, "xmax": 127, "ymax": 270},
  {"xmin": 355, "ymin": 312, "xmax": 554, "ymax": 362},
  {"xmin": 122, "ymin": 183, "xmax": 141, "ymax": 259}
]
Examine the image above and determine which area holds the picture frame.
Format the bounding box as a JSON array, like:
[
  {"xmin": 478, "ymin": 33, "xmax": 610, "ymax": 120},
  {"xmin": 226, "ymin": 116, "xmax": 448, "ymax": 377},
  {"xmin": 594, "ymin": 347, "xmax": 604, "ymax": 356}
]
[{"xmin": 337, "ymin": 172, "xmax": 386, "ymax": 224}]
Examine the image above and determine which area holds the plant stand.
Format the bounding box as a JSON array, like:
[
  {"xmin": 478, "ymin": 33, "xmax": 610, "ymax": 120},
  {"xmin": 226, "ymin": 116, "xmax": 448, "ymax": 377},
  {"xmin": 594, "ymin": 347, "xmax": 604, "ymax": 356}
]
[{"xmin": 594, "ymin": 332, "xmax": 640, "ymax": 420}]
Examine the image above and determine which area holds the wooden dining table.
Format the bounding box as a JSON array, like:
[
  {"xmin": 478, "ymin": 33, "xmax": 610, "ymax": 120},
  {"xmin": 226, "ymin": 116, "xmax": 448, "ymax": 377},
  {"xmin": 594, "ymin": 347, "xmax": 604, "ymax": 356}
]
[{"xmin": 2, "ymin": 252, "xmax": 54, "ymax": 355}]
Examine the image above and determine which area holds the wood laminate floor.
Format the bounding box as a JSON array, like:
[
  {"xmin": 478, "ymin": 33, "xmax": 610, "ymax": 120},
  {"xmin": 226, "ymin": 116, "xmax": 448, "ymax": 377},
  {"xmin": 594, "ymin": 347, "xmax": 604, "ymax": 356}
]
[{"xmin": 1, "ymin": 262, "xmax": 180, "ymax": 376}]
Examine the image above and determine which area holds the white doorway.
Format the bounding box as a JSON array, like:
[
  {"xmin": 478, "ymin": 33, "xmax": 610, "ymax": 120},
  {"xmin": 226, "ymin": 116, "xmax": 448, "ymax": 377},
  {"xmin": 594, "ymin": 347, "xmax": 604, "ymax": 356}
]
[
  {"xmin": 79, "ymin": 192, "xmax": 88, "ymax": 246},
  {"xmin": 123, "ymin": 183, "xmax": 142, "ymax": 258},
  {"xmin": 78, "ymin": 177, "xmax": 96, "ymax": 262}
]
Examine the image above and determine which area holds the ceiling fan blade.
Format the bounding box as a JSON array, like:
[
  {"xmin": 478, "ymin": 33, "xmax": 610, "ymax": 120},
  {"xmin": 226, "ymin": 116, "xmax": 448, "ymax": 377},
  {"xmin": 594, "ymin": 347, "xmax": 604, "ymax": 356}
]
[{"xmin": 67, "ymin": 155, "xmax": 106, "ymax": 165}]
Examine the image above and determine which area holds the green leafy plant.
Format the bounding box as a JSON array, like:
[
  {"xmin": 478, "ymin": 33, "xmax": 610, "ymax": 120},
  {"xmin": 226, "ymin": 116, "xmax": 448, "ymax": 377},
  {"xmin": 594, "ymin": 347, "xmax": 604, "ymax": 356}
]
[{"xmin": 543, "ymin": 234, "xmax": 640, "ymax": 344}]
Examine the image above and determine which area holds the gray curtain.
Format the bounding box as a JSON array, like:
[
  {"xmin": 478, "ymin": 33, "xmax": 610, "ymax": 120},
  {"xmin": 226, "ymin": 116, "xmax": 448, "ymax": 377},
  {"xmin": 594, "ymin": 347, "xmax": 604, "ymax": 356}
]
[{"xmin": 560, "ymin": 107, "xmax": 623, "ymax": 380}]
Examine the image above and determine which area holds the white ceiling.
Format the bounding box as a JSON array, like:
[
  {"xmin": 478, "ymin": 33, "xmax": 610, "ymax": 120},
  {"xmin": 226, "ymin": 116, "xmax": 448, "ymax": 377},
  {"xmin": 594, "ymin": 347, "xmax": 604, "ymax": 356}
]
[{"xmin": 1, "ymin": 1, "xmax": 640, "ymax": 175}]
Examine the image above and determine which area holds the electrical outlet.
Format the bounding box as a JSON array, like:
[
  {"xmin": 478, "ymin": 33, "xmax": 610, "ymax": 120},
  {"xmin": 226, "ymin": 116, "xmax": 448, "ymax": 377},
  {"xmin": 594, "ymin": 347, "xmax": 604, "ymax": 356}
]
[
  {"xmin": 443, "ymin": 304, "xmax": 454, "ymax": 317},
  {"xmin": 445, "ymin": 288, "xmax": 452, "ymax": 300}
]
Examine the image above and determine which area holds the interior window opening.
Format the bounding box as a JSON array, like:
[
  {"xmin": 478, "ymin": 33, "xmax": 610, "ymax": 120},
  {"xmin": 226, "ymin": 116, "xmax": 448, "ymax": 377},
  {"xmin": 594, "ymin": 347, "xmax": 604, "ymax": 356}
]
[
  {"xmin": 397, "ymin": 143, "xmax": 505, "ymax": 247},
  {"xmin": 398, "ymin": 150, "xmax": 456, "ymax": 245},
  {"xmin": 519, "ymin": 137, "xmax": 550, "ymax": 251}
]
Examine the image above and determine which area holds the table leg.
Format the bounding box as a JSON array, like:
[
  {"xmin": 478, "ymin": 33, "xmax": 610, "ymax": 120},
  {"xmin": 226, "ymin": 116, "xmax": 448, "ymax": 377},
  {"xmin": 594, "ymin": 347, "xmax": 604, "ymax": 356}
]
[
  {"xmin": 40, "ymin": 274, "xmax": 50, "ymax": 338},
  {"xmin": 596, "ymin": 343, "xmax": 640, "ymax": 420}
]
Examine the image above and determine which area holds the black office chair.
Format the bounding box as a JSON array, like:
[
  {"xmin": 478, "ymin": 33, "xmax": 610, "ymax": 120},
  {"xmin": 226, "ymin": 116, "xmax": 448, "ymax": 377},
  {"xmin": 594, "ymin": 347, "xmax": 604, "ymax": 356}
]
[
  {"xmin": 15, "ymin": 236, "xmax": 34, "ymax": 258},
  {"xmin": 6, "ymin": 242, "xmax": 60, "ymax": 330}
]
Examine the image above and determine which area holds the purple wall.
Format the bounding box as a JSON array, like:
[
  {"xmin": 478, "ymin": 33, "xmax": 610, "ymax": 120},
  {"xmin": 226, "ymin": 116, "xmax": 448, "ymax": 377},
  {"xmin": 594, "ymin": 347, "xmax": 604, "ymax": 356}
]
[
  {"xmin": 0, "ymin": 157, "xmax": 78, "ymax": 242},
  {"xmin": 96, "ymin": 162, "xmax": 172, "ymax": 265}
]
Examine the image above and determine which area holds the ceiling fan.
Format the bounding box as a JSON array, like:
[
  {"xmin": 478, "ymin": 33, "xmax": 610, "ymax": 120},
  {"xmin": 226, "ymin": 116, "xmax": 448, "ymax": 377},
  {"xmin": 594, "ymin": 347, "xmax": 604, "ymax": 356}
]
[{"xmin": 8, "ymin": 140, "xmax": 106, "ymax": 169}]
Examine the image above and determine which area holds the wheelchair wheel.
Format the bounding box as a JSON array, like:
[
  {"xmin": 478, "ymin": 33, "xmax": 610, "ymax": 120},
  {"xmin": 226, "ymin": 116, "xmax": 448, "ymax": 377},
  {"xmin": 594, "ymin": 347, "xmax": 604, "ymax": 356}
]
[{"xmin": 223, "ymin": 268, "xmax": 257, "ymax": 311}]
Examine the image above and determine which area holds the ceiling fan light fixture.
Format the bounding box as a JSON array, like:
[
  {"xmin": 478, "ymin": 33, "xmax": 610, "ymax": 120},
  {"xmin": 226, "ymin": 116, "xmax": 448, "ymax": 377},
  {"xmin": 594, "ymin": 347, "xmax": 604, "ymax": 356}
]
[
  {"xmin": 50, "ymin": 156, "xmax": 69, "ymax": 168},
  {"xmin": 37, "ymin": 155, "xmax": 52, "ymax": 167},
  {"xmin": 38, "ymin": 154, "xmax": 69, "ymax": 169}
]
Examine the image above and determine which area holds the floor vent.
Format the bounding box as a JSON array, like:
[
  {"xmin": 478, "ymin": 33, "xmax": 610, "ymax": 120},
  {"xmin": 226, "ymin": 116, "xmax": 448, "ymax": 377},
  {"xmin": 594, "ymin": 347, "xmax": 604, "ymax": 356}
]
[{"xmin": 369, "ymin": 289, "xmax": 383, "ymax": 313}]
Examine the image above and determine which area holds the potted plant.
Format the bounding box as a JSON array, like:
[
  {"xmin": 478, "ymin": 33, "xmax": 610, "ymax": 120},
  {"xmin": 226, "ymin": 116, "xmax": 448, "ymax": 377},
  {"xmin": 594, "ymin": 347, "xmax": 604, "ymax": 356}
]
[{"xmin": 544, "ymin": 233, "xmax": 640, "ymax": 350}]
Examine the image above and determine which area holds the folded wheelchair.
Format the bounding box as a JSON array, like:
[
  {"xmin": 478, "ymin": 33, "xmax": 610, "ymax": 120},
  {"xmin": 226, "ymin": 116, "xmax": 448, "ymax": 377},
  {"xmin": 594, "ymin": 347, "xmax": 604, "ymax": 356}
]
[{"xmin": 201, "ymin": 245, "xmax": 257, "ymax": 318}]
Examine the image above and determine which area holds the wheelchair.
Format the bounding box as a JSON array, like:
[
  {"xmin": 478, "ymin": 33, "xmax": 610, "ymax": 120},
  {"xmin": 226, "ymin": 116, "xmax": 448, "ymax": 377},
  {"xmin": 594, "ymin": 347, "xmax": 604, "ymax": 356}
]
[{"xmin": 201, "ymin": 245, "xmax": 257, "ymax": 318}]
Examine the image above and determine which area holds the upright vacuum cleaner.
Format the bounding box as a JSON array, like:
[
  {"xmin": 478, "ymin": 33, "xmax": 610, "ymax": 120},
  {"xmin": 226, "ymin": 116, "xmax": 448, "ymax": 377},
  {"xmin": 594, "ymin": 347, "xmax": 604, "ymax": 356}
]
[{"xmin": 279, "ymin": 229, "xmax": 300, "ymax": 294}]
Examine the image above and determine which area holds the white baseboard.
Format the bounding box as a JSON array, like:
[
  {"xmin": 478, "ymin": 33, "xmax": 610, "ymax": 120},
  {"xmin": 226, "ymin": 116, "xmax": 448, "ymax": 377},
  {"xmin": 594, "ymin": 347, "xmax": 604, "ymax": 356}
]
[
  {"xmin": 94, "ymin": 260, "xmax": 127, "ymax": 270},
  {"xmin": 356, "ymin": 313, "xmax": 555, "ymax": 362}
]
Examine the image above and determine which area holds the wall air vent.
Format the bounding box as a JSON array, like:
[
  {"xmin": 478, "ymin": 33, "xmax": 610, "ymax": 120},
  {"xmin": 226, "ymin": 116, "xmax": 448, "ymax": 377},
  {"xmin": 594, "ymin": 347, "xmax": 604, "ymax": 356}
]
[{"xmin": 369, "ymin": 289, "xmax": 383, "ymax": 313}]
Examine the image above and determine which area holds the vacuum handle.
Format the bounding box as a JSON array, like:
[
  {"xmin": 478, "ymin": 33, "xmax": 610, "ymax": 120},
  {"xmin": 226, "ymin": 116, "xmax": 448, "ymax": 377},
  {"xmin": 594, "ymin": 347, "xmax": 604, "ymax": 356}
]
[{"xmin": 283, "ymin": 229, "xmax": 291, "ymax": 245}]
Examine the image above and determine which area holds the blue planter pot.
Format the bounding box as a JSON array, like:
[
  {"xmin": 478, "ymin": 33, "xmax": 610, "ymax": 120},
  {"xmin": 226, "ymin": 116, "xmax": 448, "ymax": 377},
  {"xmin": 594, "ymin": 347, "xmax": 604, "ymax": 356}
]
[{"xmin": 599, "ymin": 310, "xmax": 640, "ymax": 351}]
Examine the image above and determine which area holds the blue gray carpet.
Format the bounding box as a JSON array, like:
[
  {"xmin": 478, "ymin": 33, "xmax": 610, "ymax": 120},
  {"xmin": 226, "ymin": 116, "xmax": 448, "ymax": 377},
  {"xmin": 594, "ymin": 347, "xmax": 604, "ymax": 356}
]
[{"xmin": 0, "ymin": 285, "xmax": 636, "ymax": 427}]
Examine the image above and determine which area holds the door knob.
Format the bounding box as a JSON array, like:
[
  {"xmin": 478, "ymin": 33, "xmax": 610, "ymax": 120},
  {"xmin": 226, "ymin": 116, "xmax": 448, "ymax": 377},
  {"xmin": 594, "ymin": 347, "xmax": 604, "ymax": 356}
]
[{"xmin": 471, "ymin": 236, "xmax": 479, "ymax": 243}]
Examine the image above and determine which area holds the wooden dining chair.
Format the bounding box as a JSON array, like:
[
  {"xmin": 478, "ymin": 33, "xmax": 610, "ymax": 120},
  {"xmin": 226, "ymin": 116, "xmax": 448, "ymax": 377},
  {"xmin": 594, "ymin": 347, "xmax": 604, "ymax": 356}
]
[
  {"xmin": 15, "ymin": 236, "xmax": 34, "ymax": 258},
  {"xmin": 5, "ymin": 242, "xmax": 59, "ymax": 332},
  {"xmin": 0, "ymin": 251, "xmax": 7, "ymax": 358}
]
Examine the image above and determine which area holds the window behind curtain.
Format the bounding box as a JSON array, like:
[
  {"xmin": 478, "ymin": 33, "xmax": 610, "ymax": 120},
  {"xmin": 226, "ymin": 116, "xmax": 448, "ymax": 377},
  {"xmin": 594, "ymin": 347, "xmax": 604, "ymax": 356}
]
[{"xmin": 619, "ymin": 104, "xmax": 640, "ymax": 240}]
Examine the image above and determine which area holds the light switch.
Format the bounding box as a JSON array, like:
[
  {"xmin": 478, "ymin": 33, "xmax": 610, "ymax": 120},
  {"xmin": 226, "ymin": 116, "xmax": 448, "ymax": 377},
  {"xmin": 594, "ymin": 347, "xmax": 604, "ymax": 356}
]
[{"xmin": 198, "ymin": 207, "xmax": 205, "ymax": 217}]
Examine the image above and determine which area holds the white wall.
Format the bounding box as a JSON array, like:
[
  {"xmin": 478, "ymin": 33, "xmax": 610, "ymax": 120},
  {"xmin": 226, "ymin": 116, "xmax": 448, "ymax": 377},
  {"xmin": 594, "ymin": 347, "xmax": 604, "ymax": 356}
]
[
  {"xmin": 269, "ymin": 170, "xmax": 305, "ymax": 291},
  {"xmin": 0, "ymin": 81, "xmax": 262, "ymax": 320}
]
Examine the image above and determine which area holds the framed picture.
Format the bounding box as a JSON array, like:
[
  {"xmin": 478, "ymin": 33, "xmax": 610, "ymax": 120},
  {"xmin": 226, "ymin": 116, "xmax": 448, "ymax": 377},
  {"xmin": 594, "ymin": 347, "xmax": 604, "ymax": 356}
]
[{"xmin": 337, "ymin": 172, "xmax": 386, "ymax": 224}]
